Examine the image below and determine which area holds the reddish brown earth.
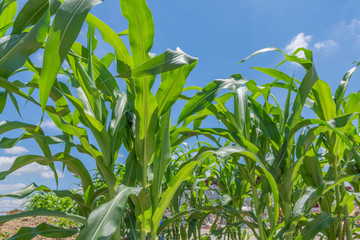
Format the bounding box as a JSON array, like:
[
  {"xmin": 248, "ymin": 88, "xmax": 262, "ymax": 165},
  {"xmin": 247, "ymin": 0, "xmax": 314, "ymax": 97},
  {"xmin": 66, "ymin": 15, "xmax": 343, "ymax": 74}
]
[{"xmin": 0, "ymin": 216, "xmax": 77, "ymax": 239}]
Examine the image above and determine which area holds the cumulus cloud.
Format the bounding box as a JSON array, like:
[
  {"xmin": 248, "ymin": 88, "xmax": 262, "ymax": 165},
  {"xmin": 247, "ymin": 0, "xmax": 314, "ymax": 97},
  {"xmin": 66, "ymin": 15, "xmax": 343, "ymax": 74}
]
[
  {"xmin": 0, "ymin": 199, "xmax": 26, "ymax": 210},
  {"xmin": 344, "ymin": 19, "xmax": 360, "ymax": 32},
  {"xmin": 0, "ymin": 156, "xmax": 64, "ymax": 179},
  {"xmin": 4, "ymin": 146, "xmax": 28, "ymax": 155},
  {"xmin": 40, "ymin": 119, "xmax": 57, "ymax": 129},
  {"xmin": 285, "ymin": 33, "xmax": 312, "ymax": 58},
  {"xmin": 0, "ymin": 183, "xmax": 26, "ymax": 192},
  {"xmin": 41, "ymin": 169, "xmax": 65, "ymax": 179},
  {"xmin": 0, "ymin": 156, "xmax": 16, "ymax": 170},
  {"xmin": 34, "ymin": 52, "xmax": 43, "ymax": 65},
  {"xmin": 314, "ymin": 40, "xmax": 338, "ymax": 51},
  {"xmin": 337, "ymin": 19, "xmax": 360, "ymax": 45}
]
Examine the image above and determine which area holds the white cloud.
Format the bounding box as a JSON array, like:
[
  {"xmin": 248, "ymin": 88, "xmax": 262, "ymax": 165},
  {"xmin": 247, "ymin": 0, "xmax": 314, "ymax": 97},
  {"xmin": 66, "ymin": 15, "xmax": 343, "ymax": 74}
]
[
  {"xmin": 0, "ymin": 199, "xmax": 25, "ymax": 210},
  {"xmin": 0, "ymin": 156, "xmax": 64, "ymax": 179},
  {"xmin": 34, "ymin": 52, "xmax": 43, "ymax": 65},
  {"xmin": 345, "ymin": 19, "xmax": 360, "ymax": 32},
  {"xmin": 0, "ymin": 156, "xmax": 16, "ymax": 170},
  {"xmin": 285, "ymin": 33, "xmax": 312, "ymax": 58},
  {"xmin": 62, "ymin": 61, "xmax": 70, "ymax": 69},
  {"xmin": 40, "ymin": 119, "xmax": 57, "ymax": 129},
  {"xmin": 4, "ymin": 146, "xmax": 28, "ymax": 155},
  {"xmin": 41, "ymin": 169, "xmax": 65, "ymax": 179},
  {"xmin": 57, "ymin": 74, "xmax": 69, "ymax": 80},
  {"xmin": 314, "ymin": 40, "xmax": 338, "ymax": 51},
  {"xmin": 0, "ymin": 183, "xmax": 26, "ymax": 192}
]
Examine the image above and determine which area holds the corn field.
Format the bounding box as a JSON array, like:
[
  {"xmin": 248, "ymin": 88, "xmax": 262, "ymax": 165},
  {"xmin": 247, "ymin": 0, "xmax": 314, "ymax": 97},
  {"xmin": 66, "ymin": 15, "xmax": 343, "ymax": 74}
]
[{"xmin": 0, "ymin": 0, "xmax": 359, "ymax": 239}]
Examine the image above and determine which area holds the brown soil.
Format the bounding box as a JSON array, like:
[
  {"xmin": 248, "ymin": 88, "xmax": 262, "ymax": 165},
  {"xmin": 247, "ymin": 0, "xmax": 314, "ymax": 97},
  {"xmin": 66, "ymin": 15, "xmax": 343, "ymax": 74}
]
[{"xmin": 0, "ymin": 216, "xmax": 77, "ymax": 239}]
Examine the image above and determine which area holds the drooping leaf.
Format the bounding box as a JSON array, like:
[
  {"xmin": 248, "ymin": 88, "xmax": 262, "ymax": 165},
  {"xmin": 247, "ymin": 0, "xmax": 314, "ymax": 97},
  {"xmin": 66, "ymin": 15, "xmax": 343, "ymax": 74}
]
[
  {"xmin": 77, "ymin": 185, "xmax": 141, "ymax": 240},
  {"xmin": 12, "ymin": 0, "xmax": 60, "ymax": 34},
  {"xmin": 0, "ymin": 208, "xmax": 86, "ymax": 224},
  {"xmin": 0, "ymin": 5, "xmax": 50, "ymax": 78},
  {"xmin": 40, "ymin": 0, "xmax": 102, "ymax": 110},
  {"xmin": 178, "ymin": 74, "xmax": 246, "ymax": 123},
  {"xmin": 0, "ymin": 90, "xmax": 6, "ymax": 113},
  {"xmin": 334, "ymin": 62, "xmax": 360, "ymax": 112},
  {"xmin": 131, "ymin": 189, "xmax": 152, "ymax": 235},
  {"xmin": 117, "ymin": 48, "xmax": 198, "ymax": 79},
  {"xmin": 85, "ymin": 13, "xmax": 133, "ymax": 73},
  {"xmin": 296, "ymin": 212, "xmax": 337, "ymax": 240},
  {"xmin": 8, "ymin": 222, "xmax": 79, "ymax": 239},
  {"xmin": 0, "ymin": 183, "xmax": 50, "ymax": 199},
  {"xmin": 312, "ymin": 80, "xmax": 336, "ymax": 121},
  {"xmin": 0, "ymin": 0, "xmax": 16, "ymax": 37}
]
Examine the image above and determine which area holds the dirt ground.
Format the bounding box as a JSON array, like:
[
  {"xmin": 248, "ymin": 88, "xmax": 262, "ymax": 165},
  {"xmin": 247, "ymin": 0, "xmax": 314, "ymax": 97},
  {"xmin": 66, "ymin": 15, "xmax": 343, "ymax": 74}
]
[{"xmin": 0, "ymin": 216, "xmax": 77, "ymax": 240}]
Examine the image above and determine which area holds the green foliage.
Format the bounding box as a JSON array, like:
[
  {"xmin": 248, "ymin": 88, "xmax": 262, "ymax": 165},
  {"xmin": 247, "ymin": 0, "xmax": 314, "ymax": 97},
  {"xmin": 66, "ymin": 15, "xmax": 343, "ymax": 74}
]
[
  {"xmin": 23, "ymin": 192, "xmax": 80, "ymax": 229},
  {"xmin": 0, "ymin": 0, "xmax": 359, "ymax": 239},
  {"xmin": 24, "ymin": 192, "xmax": 78, "ymax": 214}
]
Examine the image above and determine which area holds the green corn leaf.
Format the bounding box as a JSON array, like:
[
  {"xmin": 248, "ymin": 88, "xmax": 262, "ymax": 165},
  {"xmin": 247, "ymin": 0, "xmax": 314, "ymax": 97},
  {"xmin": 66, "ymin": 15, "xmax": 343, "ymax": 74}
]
[
  {"xmin": 234, "ymin": 87, "xmax": 249, "ymax": 138},
  {"xmin": 117, "ymin": 48, "xmax": 198, "ymax": 79},
  {"xmin": 133, "ymin": 75, "xmax": 158, "ymax": 170},
  {"xmin": 153, "ymin": 161, "xmax": 198, "ymax": 233},
  {"xmin": 62, "ymin": 91, "xmax": 112, "ymax": 167},
  {"xmin": 292, "ymin": 186, "xmax": 324, "ymax": 218},
  {"xmin": 120, "ymin": 0, "xmax": 154, "ymax": 66},
  {"xmin": 334, "ymin": 62, "xmax": 360, "ymax": 112},
  {"xmin": 249, "ymin": 96, "xmax": 281, "ymax": 147},
  {"xmin": 67, "ymin": 53, "xmax": 106, "ymax": 123},
  {"xmin": 0, "ymin": 183, "xmax": 51, "ymax": 199},
  {"xmin": 85, "ymin": 13, "xmax": 133, "ymax": 73},
  {"xmin": 131, "ymin": 188, "xmax": 152, "ymax": 235},
  {"xmin": 0, "ymin": 153, "xmax": 93, "ymax": 193},
  {"xmin": 239, "ymin": 47, "xmax": 313, "ymax": 69},
  {"xmin": 0, "ymin": 120, "xmax": 40, "ymax": 135},
  {"xmin": 0, "ymin": 5, "xmax": 50, "ymax": 78},
  {"xmin": 77, "ymin": 185, "xmax": 141, "ymax": 240},
  {"xmin": 282, "ymin": 77, "xmax": 294, "ymax": 133},
  {"xmin": 8, "ymin": 92, "xmax": 21, "ymax": 117},
  {"xmin": 40, "ymin": 0, "xmax": 102, "ymax": 110},
  {"xmin": 239, "ymin": 47, "xmax": 318, "ymax": 127},
  {"xmin": 123, "ymin": 150, "xmax": 139, "ymax": 186},
  {"xmin": 12, "ymin": 0, "xmax": 60, "ymax": 34},
  {"xmin": 8, "ymin": 222, "xmax": 79, "ymax": 239},
  {"xmin": 312, "ymin": 80, "xmax": 336, "ymax": 121},
  {"xmin": 288, "ymin": 64, "xmax": 318, "ymax": 126},
  {"xmin": 119, "ymin": 0, "xmax": 158, "ymax": 187},
  {"xmin": 345, "ymin": 92, "xmax": 360, "ymax": 113},
  {"xmin": 178, "ymin": 74, "xmax": 246, "ymax": 123},
  {"xmin": 0, "ymin": 134, "xmax": 76, "ymax": 150},
  {"xmin": 0, "ymin": 0, "xmax": 16, "ymax": 37},
  {"xmin": 101, "ymin": 52, "xmax": 115, "ymax": 67},
  {"xmin": 151, "ymin": 110, "xmax": 171, "ymax": 208},
  {"xmin": 0, "ymin": 208, "xmax": 86, "ymax": 224},
  {"xmin": 252, "ymin": 67, "xmax": 301, "ymax": 84},
  {"xmin": 324, "ymin": 174, "xmax": 360, "ymax": 193},
  {"xmin": 301, "ymin": 149, "xmax": 323, "ymax": 187},
  {"xmin": 0, "ymin": 119, "xmax": 54, "ymax": 159},
  {"xmin": 109, "ymin": 92, "xmax": 128, "ymax": 156},
  {"xmin": 0, "ymin": 90, "xmax": 6, "ymax": 114},
  {"xmin": 0, "ymin": 76, "xmax": 38, "ymax": 104},
  {"xmin": 71, "ymin": 42, "xmax": 121, "ymax": 103},
  {"xmin": 296, "ymin": 212, "xmax": 337, "ymax": 240}
]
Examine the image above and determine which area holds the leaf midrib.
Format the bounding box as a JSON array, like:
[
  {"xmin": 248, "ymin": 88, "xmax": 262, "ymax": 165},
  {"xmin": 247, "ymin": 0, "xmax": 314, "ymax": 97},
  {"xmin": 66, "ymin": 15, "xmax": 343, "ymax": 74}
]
[
  {"xmin": 158, "ymin": 67, "xmax": 184, "ymax": 114},
  {"xmin": 89, "ymin": 187, "xmax": 128, "ymax": 239}
]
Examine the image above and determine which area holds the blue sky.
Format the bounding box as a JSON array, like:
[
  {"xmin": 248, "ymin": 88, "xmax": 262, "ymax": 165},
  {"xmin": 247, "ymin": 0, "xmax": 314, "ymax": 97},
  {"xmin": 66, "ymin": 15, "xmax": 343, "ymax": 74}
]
[{"xmin": 1, "ymin": 0, "xmax": 360, "ymax": 210}]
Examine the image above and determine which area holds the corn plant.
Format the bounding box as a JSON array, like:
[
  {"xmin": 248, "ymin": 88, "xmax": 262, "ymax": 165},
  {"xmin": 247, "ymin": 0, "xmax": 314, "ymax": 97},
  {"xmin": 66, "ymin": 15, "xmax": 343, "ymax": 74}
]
[
  {"xmin": 0, "ymin": 0, "xmax": 207, "ymax": 239},
  {"xmin": 174, "ymin": 48, "xmax": 360, "ymax": 239},
  {"xmin": 0, "ymin": 0, "xmax": 359, "ymax": 239}
]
